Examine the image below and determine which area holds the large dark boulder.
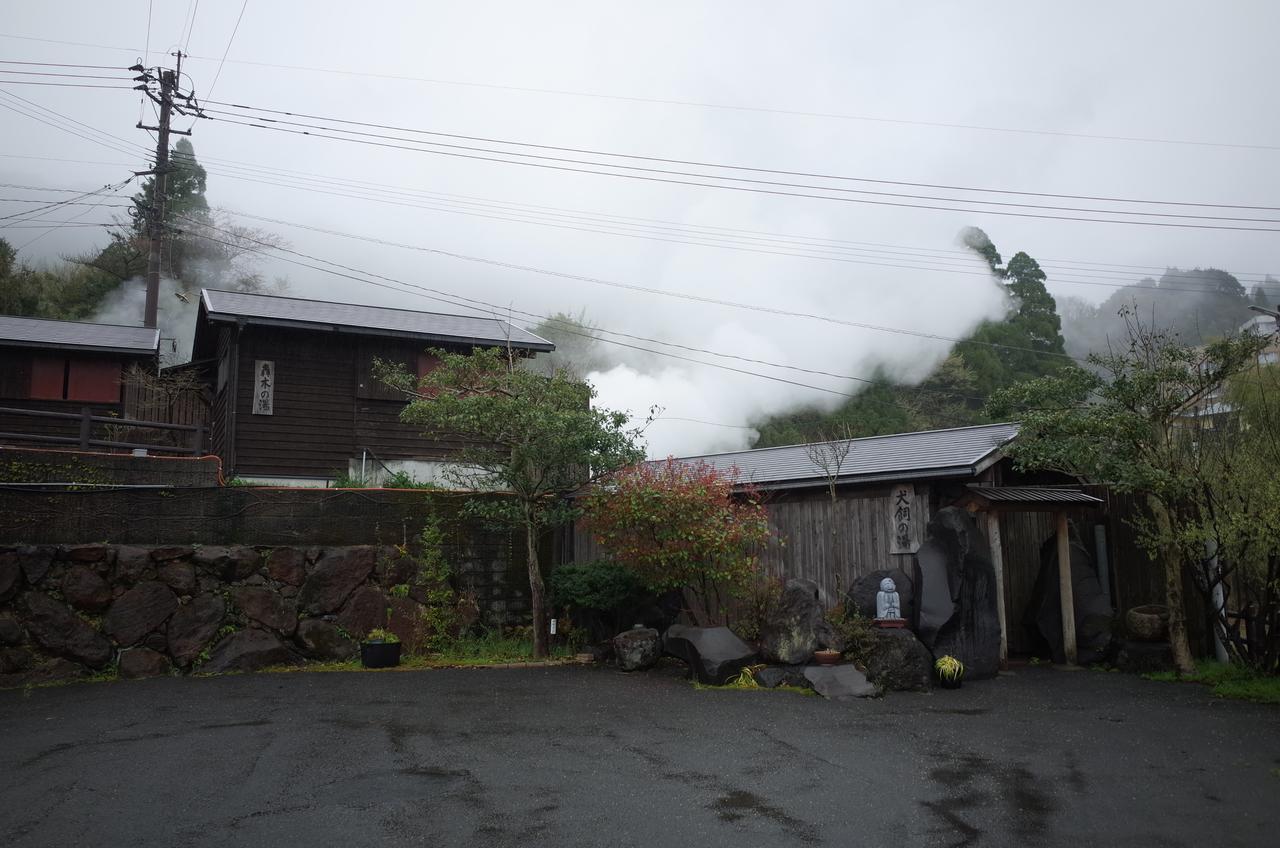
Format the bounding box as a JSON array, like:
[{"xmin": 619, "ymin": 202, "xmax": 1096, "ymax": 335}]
[
  {"xmin": 118, "ymin": 647, "xmax": 171, "ymax": 679},
  {"xmin": 915, "ymin": 507, "xmax": 1001, "ymax": 679},
  {"xmin": 62, "ymin": 565, "xmax": 112, "ymax": 612},
  {"xmin": 299, "ymin": 547, "xmax": 377, "ymax": 614},
  {"xmin": 0, "ymin": 551, "xmax": 22, "ymax": 602},
  {"xmin": 663, "ymin": 625, "xmax": 757, "ymax": 685},
  {"xmin": 295, "ymin": 619, "xmax": 355, "ymax": 661},
  {"xmin": 201, "ymin": 628, "xmax": 299, "ymax": 674},
  {"xmin": 193, "ymin": 546, "xmax": 261, "ymax": 581},
  {"xmin": 865, "ymin": 627, "xmax": 933, "ymax": 691},
  {"xmin": 0, "ymin": 614, "xmax": 23, "ymax": 645},
  {"xmin": 15, "ymin": 545, "xmax": 55, "ymax": 585},
  {"xmin": 803, "ymin": 665, "xmax": 877, "ymax": 700},
  {"xmin": 760, "ymin": 578, "xmax": 839, "ymax": 665},
  {"xmin": 114, "ymin": 546, "xmax": 154, "ymax": 583},
  {"xmin": 1025, "ymin": 531, "xmax": 1115, "ymax": 664},
  {"xmin": 158, "ymin": 561, "xmax": 197, "ymax": 596},
  {"xmin": 754, "ymin": 665, "xmax": 812, "ymax": 690},
  {"xmin": 230, "ymin": 587, "xmax": 298, "ymax": 636},
  {"xmin": 167, "ymin": 593, "xmax": 226, "ymax": 666},
  {"xmin": 103, "ymin": 581, "xmax": 178, "ymax": 647},
  {"xmin": 62, "ymin": 544, "xmax": 108, "ymax": 564},
  {"xmin": 0, "ymin": 645, "xmax": 34, "ymax": 674},
  {"xmin": 848, "ymin": 567, "xmax": 918, "ymax": 626},
  {"xmin": 265, "ymin": 548, "xmax": 306, "ymax": 586},
  {"xmin": 22, "ymin": 592, "xmax": 113, "ymax": 669},
  {"xmin": 337, "ymin": 585, "xmax": 388, "ymax": 640},
  {"xmin": 613, "ymin": 627, "xmax": 660, "ymax": 671}
]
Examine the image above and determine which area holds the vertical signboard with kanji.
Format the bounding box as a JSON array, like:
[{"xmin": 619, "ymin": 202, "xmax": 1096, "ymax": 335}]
[
  {"xmin": 252, "ymin": 360, "xmax": 274, "ymax": 415},
  {"xmin": 889, "ymin": 483, "xmax": 918, "ymax": 554}
]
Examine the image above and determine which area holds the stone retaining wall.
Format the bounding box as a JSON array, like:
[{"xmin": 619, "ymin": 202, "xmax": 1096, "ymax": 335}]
[{"xmin": 0, "ymin": 541, "xmax": 526, "ymax": 688}]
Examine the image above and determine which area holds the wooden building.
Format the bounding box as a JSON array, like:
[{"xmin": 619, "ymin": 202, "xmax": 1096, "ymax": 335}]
[
  {"xmin": 0, "ymin": 314, "xmax": 161, "ymax": 451},
  {"xmin": 570, "ymin": 423, "xmax": 1128, "ymax": 661},
  {"xmin": 190, "ymin": 288, "xmax": 554, "ymax": 485}
]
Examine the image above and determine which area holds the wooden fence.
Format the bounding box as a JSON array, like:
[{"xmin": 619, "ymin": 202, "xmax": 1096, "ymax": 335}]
[{"xmin": 0, "ymin": 406, "xmax": 206, "ymax": 456}]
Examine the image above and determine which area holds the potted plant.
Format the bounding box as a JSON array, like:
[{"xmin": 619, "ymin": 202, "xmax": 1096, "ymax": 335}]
[
  {"xmin": 935, "ymin": 655, "xmax": 964, "ymax": 689},
  {"xmin": 361, "ymin": 628, "xmax": 402, "ymax": 669}
]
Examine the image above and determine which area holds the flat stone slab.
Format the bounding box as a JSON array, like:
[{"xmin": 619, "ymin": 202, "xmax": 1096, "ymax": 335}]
[{"xmin": 803, "ymin": 665, "xmax": 877, "ymax": 700}]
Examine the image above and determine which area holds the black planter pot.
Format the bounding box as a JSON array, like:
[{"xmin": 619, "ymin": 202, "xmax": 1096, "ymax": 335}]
[
  {"xmin": 938, "ymin": 676, "xmax": 963, "ymax": 690},
  {"xmin": 360, "ymin": 640, "xmax": 402, "ymax": 669}
]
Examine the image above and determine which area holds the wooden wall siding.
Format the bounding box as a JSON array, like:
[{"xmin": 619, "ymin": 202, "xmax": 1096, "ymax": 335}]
[
  {"xmin": 233, "ymin": 328, "xmax": 358, "ymax": 477},
  {"xmin": 758, "ymin": 487, "xmax": 932, "ymax": 604},
  {"xmin": 995, "ymin": 511, "xmax": 1057, "ymax": 655},
  {"xmin": 354, "ymin": 400, "xmax": 469, "ymax": 462},
  {"xmin": 570, "ymin": 484, "xmax": 932, "ymax": 607},
  {"xmin": 221, "ymin": 328, "xmax": 483, "ymax": 478}
]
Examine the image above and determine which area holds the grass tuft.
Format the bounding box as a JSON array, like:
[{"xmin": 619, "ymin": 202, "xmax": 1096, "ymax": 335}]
[{"xmin": 1143, "ymin": 661, "xmax": 1280, "ymax": 705}]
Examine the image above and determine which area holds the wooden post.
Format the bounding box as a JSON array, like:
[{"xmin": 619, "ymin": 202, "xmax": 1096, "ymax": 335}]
[
  {"xmin": 985, "ymin": 510, "xmax": 1008, "ymax": 666},
  {"xmin": 78, "ymin": 406, "xmax": 92, "ymax": 450},
  {"xmin": 1056, "ymin": 511, "xmax": 1078, "ymax": 664}
]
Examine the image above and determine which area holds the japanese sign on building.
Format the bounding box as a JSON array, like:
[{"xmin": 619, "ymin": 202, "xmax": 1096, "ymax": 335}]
[
  {"xmin": 888, "ymin": 483, "xmax": 918, "ymax": 554},
  {"xmin": 252, "ymin": 360, "xmax": 274, "ymax": 415}
]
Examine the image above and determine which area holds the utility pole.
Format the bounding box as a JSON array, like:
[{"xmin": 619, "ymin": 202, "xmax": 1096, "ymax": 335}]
[{"xmin": 134, "ymin": 53, "xmax": 193, "ymax": 329}]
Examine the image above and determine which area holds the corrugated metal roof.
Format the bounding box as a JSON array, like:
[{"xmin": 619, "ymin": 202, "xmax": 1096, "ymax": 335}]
[
  {"xmin": 673, "ymin": 422, "xmax": 1020, "ymax": 488},
  {"xmin": 201, "ymin": 289, "xmax": 555, "ymax": 352},
  {"xmin": 0, "ymin": 314, "xmax": 159, "ymax": 355},
  {"xmin": 966, "ymin": 485, "xmax": 1101, "ymax": 505}
]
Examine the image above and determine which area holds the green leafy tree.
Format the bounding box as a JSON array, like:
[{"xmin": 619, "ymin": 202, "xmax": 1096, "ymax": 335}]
[
  {"xmin": 581, "ymin": 457, "xmax": 772, "ymax": 624},
  {"xmin": 751, "ymin": 228, "xmax": 1070, "ymax": 447},
  {"xmin": 380, "ymin": 346, "xmax": 645, "ymax": 657},
  {"xmin": 988, "ymin": 310, "xmax": 1273, "ymax": 672}
]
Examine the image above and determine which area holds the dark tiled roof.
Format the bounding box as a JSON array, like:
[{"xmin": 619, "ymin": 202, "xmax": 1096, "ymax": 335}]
[
  {"xmin": 966, "ymin": 485, "xmax": 1101, "ymax": 505},
  {"xmin": 673, "ymin": 422, "xmax": 1020, "ymax": 489},
  {"xmin": 0, "ymin": 314, "xmax": 159, "ymax": 355},
  {"xmin": 200, "ymin": 289, "xmax": 554, "ymax": 352}
]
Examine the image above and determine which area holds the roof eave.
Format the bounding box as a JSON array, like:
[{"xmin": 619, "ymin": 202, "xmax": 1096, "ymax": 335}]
[
  {"xmin": 203, "ymin": 312, "xmax": 555, "ymax": 352},
  {"xmin": 0, "ymin": 338, "xmax": 158, "ymax": 356},
  {"xmin": 737, "ymin": 463, "xmax": 984, "ymax": 492}
]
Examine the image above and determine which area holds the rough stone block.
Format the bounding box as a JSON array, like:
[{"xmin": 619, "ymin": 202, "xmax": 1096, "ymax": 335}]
[
  {"xmin": 119, "ymin": 647, "xmax": 171, "ymax": 679},
  {"xmin": 158, "ymin": 562, "xmax": 197, "ymax": 596},
  {"xmin": 663, "ymin": 625, "xmax": 758, "ymax": 685},
  {"xmin": 103, "ymin": 581, "xmax": 178, "ymax": 647},
  {"xmin": 202, "ymin": 628, "xmax": 299, "ymax": 674},
  {"xmin": 167, "ymin": 593, "xmax": 226, "ymax": 666},
  {"xmin": 804, "ymin": 665, "xmax": 878, "ymax": 700},
  {"xmin": 62, "ymin": 565, "xmax": 112, "ymax": 612},
  {"xmin": 295, "ymin": 619, "xmax": 355, "ymax": 661},
  {"xmin": 613, "ymin": 627, "xmax": 661, "ymax": 671},
  {"xmin": 265, "ymin": 548, "xmax": 306, "ymax": 586},
  {"xmin": 865, "ymin": 628, "xmax": 933, "ymax": 691},
  {"xmin": 21, "ymin": 591, "xmax": 113, "ymax": 669},
  {"xmin": 231, "ymin": 586, "xmax": 298, "ymax": 636},
  {"xmin": 299, "ymin": 547, "xmax": 377, "ymax": 614}
]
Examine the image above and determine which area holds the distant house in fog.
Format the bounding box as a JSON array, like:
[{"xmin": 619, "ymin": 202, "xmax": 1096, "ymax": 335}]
[
  {"xmin": 190, "ymin": 288, "xmax": 555, "ymax": 486},
  {"xmin": 0, "ymin": 314, "xmax": 159, "ymax": 451}
]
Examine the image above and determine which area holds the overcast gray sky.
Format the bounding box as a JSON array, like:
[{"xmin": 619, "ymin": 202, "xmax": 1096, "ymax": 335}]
[{"xmin": 3, "ymin": 1, "xmax": 1277, "ymax": 456}]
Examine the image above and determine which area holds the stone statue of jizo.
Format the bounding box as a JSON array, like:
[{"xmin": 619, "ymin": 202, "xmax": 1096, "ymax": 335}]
[{"xmin": 876, "ymin": 577, "xmax": 902, "ymax": 620}]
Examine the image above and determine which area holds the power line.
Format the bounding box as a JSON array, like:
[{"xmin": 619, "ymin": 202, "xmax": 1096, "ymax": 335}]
[
  {"xmin": 0, "ymin": 59, "xmax": 126, "ymax": 70},
  {"xmin": 197, "ymin": 114, "xmax": 1280, "ymax": 233},
  {"xmin": 191, "ymin": 164, "xmax": 1277, "ymax": 294},
  {"xmin": 201, "ymin": 98, "xmax": 1280, "ymax": 212},
  {"xmin": 0, "ymin": 81, "xmax": 135, "ymax": 90},
  {"xmin": 195, "ymin": 207, "xmax": 1083, "ymax": 364},
  {"xmin": 176, "ymin": 217, "xmax": 987, "ymax": 427},
  {"xmin": 200, "ymin": 0, "xmax": 248, "ymax": 104},
  {"xmin": 0, "ymin": 69, "xmax": 130, "ymax": 81},
  {"xmin": 7, "ymin": 88, "xmax": 1277, "ymax": 286}
]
